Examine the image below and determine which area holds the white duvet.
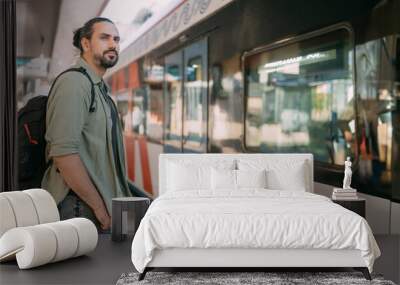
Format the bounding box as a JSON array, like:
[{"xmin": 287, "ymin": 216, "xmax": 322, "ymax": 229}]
[{"xmin": 131, "ymin": 190, "xmax": 380, "ymax": 273}]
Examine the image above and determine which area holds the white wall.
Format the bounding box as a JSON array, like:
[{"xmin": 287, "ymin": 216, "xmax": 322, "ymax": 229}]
[
  {"xmin": 391, "ymin": 202, "xmax": 400, "ymax": 234},
  {"xmin": 373, "ymin": 235, "xmax": 400, "ymax": 284}
]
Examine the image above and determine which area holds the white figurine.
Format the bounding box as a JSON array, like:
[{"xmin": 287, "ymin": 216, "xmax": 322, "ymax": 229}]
[{"xmin": 342, "ymin": 157, "xmax": 352, "ymax": 189}]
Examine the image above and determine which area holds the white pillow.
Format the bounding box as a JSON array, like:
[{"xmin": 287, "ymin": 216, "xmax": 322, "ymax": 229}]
[
  {"xmin": 167, "ymin": 162, "xmax": 210, "ymax": 191},
  {"xmin": 238, "ymin": 159, "xmax": 308, "ymax": 191},
  {"xmin": 266, "ymin": 164, "xmax": 306, "ymax": 191},
  {"xmin": 211, "ymin": 168, "xmax": 236, "ymax": 190},
  {"xmin": 236, "ymin": 169, "xmax": 267, "ymax": 188},
  {"xmin": 211, "ymin": 169, "xmax": 267, "ymax": 190},
  {"xmin": 166, "ymin": 159, "xmax": 235, "ymax": 192}
]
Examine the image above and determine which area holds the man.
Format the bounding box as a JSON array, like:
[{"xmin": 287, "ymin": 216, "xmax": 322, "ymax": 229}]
[{"xmin": 42, "ymin": 17, "xmax": 130, "ymax": 230}]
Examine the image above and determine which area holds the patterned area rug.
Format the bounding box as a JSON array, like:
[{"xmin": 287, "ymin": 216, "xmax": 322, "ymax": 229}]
[{"xmin": 116, "ymin": 271, "xmax": 396, "ymax": 285}]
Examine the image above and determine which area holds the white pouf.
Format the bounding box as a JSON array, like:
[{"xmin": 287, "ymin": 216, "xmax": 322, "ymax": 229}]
[
  {"xmin": 0, "ymin": 196, "xmax": 17, "ymax": 237},
  {"xmin": 0, "ymin": 189, "xmax": 98, "ymax": 269},
  {"xmin": 1, "ymin": 191, "xmax": 40, "ymax": 227},
  {"xmin": 0, "ymin": 218, "xmax": 98, "ymax": 269},
  {"xmin": 24, "ymin": 188, "xmax": 60, "ymax": 223}
]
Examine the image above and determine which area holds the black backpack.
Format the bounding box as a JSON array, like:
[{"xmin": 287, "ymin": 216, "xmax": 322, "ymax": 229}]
[{"xmin": 18, "ymin": 67, "xmax": 96, "ymax": 189}]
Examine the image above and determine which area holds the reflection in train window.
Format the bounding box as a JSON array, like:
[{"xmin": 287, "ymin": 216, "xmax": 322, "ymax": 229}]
[
  {"xmin": 187, "ymin": 57, "xmax": 202, "ymax": 82},
  {"xmin": 183, "ymin": 56, "xmax": 203, "ymax": 149},
  {"xmin": 244, "ymin": 29, "xmax": 355, "ymax": 165},
  {"xmin": 167, "ymin": 65, "xmax": 180, "ymax": 79},
  {"xmin": 164, "ymin": 54, "xmax": 183, "ymax": 151},
  {"xmin": 114, "ymin": 62, "xmax": 145, "ymax": 136},
  {"xmin": 143, "ymin": 59, "xmax": 164, "ymax": 142},
  {"xmin": 209, "ymin": 55, "xmax": 243, "ymax": 153},
  {"xmin": 355, "ymin": 34, "xmax": 399, "ymax": 196},
  {"xmin": 130, "ymin": 88, "xmax": 146, "ymax": 134}
]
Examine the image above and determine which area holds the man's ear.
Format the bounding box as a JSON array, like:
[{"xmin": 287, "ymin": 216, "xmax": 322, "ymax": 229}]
[{"xmin": 81, "ymin": 37, "xmax": 90, "ymax": 52}]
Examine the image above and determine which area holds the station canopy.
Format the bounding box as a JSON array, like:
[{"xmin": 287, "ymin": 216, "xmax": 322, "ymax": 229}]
[{"xmin": 100, "ymin": 0, "xmax": 182, "ymax": 52}]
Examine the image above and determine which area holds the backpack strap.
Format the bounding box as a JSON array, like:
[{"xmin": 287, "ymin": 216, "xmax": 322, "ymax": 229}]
[
  {"xmin": 48, "ymin": 67, "xmax": 96, "ymax": 113},
  {"xmin": 76, "ymin": 67, "xmax": 96, "ymax": 113}
]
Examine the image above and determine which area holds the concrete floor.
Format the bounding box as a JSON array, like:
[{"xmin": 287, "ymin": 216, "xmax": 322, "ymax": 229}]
[{"xmin": 0, "ymin": 234, "xmax": 134, "ymax": 285}]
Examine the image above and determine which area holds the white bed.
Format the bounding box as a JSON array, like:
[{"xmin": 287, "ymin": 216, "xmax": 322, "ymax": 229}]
[{"xmin": 131, "ymin": 154, "xmax": 380, "ymax": 280}]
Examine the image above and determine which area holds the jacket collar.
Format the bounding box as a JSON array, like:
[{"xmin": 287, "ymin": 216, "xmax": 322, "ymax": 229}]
[{"xmin": 77, "ymin": 57, "xmax": 102, "ymax": 85}]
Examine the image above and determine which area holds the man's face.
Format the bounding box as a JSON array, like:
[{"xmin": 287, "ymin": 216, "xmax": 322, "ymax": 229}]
[{"xmin": 84, "ymin": 22, "xmax": 120, "ymax": 69}]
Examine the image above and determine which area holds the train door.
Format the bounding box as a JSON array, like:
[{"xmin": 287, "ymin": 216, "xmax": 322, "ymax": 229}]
[
  {"xmin": 182, "ymin": 38, "xmax": 208, "ymax": 153},
  {"xmin": 164, "ymin": 51, "xmax": 183, "ymax": 152},
  {"xmin": 164, "ymin": 38, "xmax": 208, "ymax": 153}
]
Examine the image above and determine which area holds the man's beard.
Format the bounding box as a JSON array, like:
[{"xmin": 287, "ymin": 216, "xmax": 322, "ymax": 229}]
[{"xmin": 96, "ymin": 50, "xmax": 119, "ymax": 69}]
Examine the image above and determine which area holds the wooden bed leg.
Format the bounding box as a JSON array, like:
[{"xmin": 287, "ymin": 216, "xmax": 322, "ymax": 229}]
[
  {"xmin": 138, "ymin": 268, "xmax": 148, "ymax": 281},
  {"xmin": 354, "ymin": 267, "xmax": 371, "ymax": 280}
]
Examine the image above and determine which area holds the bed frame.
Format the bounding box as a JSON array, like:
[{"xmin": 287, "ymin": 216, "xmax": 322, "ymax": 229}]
[
  {"xmin": 138, "ymin": 154, "xmax": 371, "ymax": 280},
  {"xmin": 140, "ymin": 248, "xmax": 370, "ymax": 280}
]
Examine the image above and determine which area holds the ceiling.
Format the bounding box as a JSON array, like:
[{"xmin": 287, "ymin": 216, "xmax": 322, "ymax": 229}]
[
  {"xmin": 16, "ymin": 0, "xmax": 184, "ymax": 79},
  {"xmin": 16, "ymin": 0, "xmax": 61, "ymax": 59},
  {"xmin": 16, "ymin": 0, "xmax": 107, "ymax": 78}
]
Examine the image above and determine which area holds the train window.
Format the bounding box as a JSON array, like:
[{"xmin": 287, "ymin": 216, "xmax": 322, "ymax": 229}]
[
  {"xmin": 130, "ymin": 88, "xmax": 146, "ymax": 134},
  {"xmin": 116, "ymin": 59, "xmax": 164, "ymax": 143},
  {"xmin": 182, "ymin": 38, "xmax": 208, "ymax": 153},
  {"xmin": 164, "ymin": 38, "xmax": 207, "ymax": 153},
  {"xmin": 117, "ymin": 62, "xmax": 145, "ymax": 136},
  {"xmin": 187, "ymin": 57, "xmax": 202, "ymax": 81},
  {"xmin": 143, "ymin": 59, "xmax": 164, "ymax": 142},
  {"xmin": 244, "ymin": 28, "xmax": 355, "ymax": 165},
  {"xmin": 355, "ymin": 34, "xmax": 399, "ymax": 198},
  {"xmin": 164, "ymin": 53, "xmax": 183, "ymax": 152},
  {"xmin": 208, "ymin": 54, "xmax": 244, "ymax": 153},
  {"xmin": 183, "ymin": 56, "xmax": 204, "ymax": 150}
]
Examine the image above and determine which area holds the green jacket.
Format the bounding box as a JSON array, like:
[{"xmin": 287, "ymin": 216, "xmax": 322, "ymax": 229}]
[{"xmin": 42, "ymin": 58, "xmax": 131, "ymax": 213}]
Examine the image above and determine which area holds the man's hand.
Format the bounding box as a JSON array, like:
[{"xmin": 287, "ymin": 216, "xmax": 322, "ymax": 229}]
[
  {"xmin": 93, "ymin": 206, "xmax": 111, "ymax": 230},
  {"xmin": 54, "ymin": 154, "xmax": 111, "ymax": 230}
]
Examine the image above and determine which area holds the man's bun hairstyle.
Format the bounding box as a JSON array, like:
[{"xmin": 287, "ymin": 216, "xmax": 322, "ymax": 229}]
[
  {"xmin": 72, "ymin": 17, "xmax": 114, "ymax": 53},
  {"xmin": 73, "ymin": 28, "xmax": 83, "ymax": 50}
]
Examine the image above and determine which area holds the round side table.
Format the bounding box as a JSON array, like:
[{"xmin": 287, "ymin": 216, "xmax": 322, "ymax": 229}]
[{"xmin": 111, "ymin": 197, "xmax": 150, "ymax": 242}]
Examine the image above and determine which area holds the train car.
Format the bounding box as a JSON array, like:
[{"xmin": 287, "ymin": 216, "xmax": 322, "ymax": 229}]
[{"xmin": 107, "ymin": 0, "xmax": 399, "ymax": 223}]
